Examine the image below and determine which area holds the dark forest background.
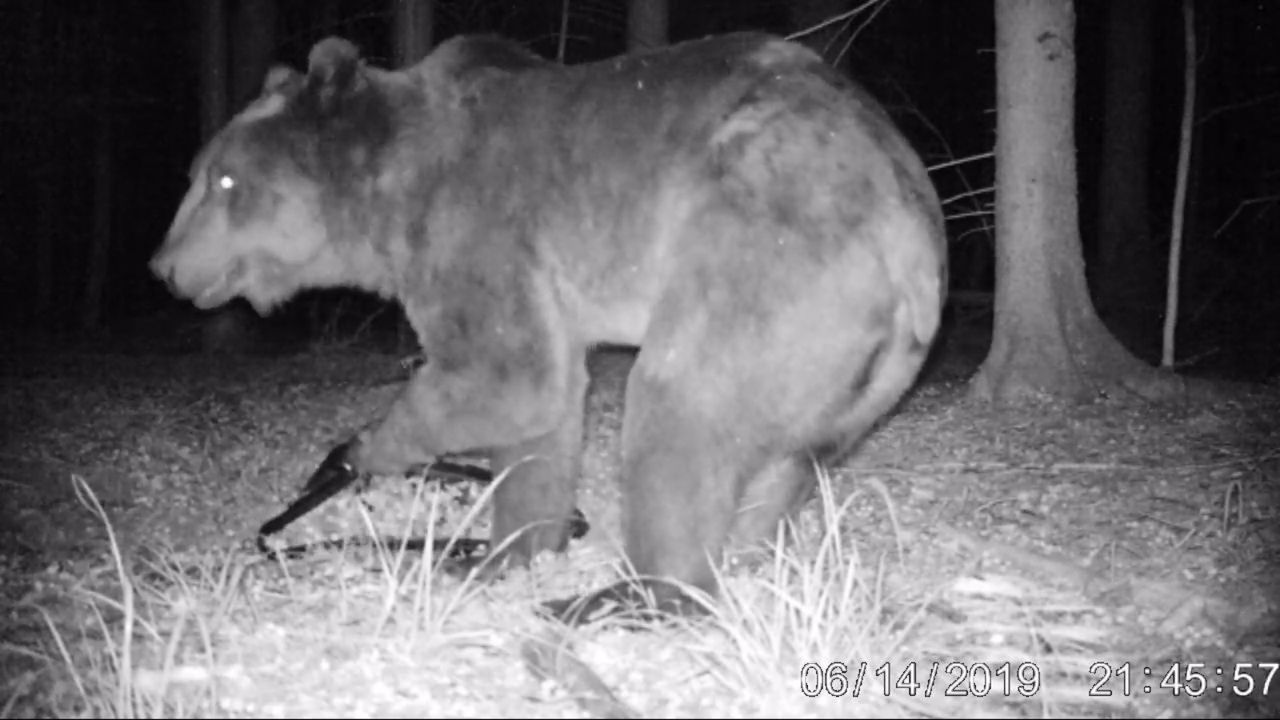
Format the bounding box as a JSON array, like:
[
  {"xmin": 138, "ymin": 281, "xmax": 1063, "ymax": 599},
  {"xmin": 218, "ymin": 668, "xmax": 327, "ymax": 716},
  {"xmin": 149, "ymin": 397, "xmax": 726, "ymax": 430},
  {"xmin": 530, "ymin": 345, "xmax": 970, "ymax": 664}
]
[{"xmin": 1, "ymin": 0, "xmax": 1277, "ymax": 379}]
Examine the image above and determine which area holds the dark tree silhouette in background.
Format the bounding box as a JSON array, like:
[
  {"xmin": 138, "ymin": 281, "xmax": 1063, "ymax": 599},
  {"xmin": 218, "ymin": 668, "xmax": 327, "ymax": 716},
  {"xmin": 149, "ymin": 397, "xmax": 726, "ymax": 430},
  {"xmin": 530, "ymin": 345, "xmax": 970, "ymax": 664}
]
[
  {"xmin": 1093, "ymin": 0, "xmax": 1157, "ymax": 353},
  {"xmin": 628, "ymin": 0, "xmax": 669, "ymax": 51},
  {"xmin": 392, "ymin": 0, "xmax": 435, "ymax": 67},
  {"xmin": 198, "ymin": 0, "xmax": 229, "ymax": 144},
  {"xmin": 231, "ymin": 0, "xmax": 278, "ymax": 111},
  {"xmin": 81, "ymin": 0, "xmax": 115, "ymax": 332}
]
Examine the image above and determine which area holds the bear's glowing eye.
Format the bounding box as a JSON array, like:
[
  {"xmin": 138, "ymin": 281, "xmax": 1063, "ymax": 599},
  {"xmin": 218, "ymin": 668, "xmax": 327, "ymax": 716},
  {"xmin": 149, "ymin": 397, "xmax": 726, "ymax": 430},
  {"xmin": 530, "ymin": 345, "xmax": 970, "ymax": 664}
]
[{"xmin": 216, "ymin": 174, "xmax": 236, "ymax": 191}]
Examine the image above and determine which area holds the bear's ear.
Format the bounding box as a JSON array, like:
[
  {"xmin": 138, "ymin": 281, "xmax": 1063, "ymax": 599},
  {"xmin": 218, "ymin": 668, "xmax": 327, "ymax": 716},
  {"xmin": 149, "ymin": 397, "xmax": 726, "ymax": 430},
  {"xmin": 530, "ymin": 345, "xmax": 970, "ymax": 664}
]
[
  {"xmin": 307, "ymin": 37, "xmax": 365, "ymax": 109},
  {"xmin": 262, "ymin": 65, "xmax": 303, "ymax": 98}
]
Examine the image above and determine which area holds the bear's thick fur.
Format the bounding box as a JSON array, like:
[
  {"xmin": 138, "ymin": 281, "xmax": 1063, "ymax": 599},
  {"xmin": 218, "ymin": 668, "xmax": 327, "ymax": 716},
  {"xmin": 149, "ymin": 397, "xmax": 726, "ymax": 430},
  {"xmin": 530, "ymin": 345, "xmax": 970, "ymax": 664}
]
[{"xmin": 151, "ymin": 32, "xmax": 947, "ymax": 619}]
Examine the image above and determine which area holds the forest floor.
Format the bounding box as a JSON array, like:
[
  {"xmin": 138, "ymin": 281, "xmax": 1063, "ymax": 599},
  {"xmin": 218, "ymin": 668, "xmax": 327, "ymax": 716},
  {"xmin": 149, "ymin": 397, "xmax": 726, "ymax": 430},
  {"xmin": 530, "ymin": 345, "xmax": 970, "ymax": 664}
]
[{"xmin": 2, "ymin": 329, "xmax": 1278, "ymax": 719}]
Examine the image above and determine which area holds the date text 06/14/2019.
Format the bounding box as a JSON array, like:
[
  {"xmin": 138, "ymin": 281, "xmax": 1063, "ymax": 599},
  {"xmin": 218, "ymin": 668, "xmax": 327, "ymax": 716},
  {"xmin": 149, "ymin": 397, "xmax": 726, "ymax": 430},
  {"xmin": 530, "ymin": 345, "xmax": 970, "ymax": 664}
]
[{"xmin": 800, "ymin": 661, "xmax": 1041, "ymax": 699}]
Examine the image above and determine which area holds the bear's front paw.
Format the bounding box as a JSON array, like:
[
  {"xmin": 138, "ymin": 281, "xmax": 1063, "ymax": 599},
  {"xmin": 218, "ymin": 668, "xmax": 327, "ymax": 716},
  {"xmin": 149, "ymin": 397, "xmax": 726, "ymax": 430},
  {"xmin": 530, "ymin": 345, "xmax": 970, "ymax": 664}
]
[
  {"xmin": 302, "ymin": 437, "xmax": 365, "ymax": 494},
  {"xmin": 258, "ymin": 437, "xmax": 368, "ymax": 541}
]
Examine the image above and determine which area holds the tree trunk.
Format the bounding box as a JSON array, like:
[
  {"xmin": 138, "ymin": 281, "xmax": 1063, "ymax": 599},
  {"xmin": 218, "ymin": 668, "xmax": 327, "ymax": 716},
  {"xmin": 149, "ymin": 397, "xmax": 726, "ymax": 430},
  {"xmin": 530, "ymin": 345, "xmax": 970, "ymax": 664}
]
[
  {"xmin": 391, "ymin": 0, "xmax": 434, "ymax": 68},
  {"xmin": 318, "ymin": 0, "xmax": 340, "ymax": 35},
  {"xmin": 1161, "ymin": 0, "xmax": 1196, "ymax": 370},
  {"xmin": 230, "ymin": 0, "xmax": 277, "ymax": 110},
  {"xmin": 34, "ymin": 169, "xmax": 56, "ymax": 330},
  {"xmin": 627, "ymin": 0, "xmax": 668, "ymax": 52},
  {"xmin": 26, "ymin": 4, "xmax": 56, "ymax": 330},
  {"xmin": 1094, "ymin": 0, "xmax": 1156, "ymax": 353},
  {"xmin": 198, "ymin": 0, "xmax": 227, "ymax": 143},
  {"xmin": 81, "ymin": 0, "xmax": 113, "ymax": 332},
  {"xmin": 970, "ymin": 0, "xmax": 1181, "ymax": 403}
]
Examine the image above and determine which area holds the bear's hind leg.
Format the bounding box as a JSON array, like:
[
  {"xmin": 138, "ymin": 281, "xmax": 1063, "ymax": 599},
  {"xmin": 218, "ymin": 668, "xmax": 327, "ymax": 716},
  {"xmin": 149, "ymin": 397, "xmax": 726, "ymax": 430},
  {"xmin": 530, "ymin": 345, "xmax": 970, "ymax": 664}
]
[
  {"xmin": 543, "ymin": 354, "xmax": 772, "ymax": 625},
  {"xmin": 725, "ymin": 452, "xmax": 818, "ymax": 564},
  {"xmin": 622, "ymin": 370, "xmax": 741, "ymax": 601}
]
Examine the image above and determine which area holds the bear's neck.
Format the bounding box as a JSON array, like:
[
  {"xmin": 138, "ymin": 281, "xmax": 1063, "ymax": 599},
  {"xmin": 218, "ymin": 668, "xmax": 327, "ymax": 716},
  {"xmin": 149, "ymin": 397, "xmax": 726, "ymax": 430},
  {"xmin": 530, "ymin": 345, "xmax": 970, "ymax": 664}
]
[
  {"xmin": 307, "ymin": 76, "xmax": 443, "ymax": 303},
  {"xmin": 307, "ymin": 170, "xmax": 419, "ymax": 303}
]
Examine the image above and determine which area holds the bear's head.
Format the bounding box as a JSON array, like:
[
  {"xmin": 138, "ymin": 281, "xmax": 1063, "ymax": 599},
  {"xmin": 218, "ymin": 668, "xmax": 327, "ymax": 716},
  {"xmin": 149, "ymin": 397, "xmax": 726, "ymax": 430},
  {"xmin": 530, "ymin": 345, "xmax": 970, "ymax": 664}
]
[{"xmin": 150, "ymin": 38, "xmax": 388, "ymax": 314}]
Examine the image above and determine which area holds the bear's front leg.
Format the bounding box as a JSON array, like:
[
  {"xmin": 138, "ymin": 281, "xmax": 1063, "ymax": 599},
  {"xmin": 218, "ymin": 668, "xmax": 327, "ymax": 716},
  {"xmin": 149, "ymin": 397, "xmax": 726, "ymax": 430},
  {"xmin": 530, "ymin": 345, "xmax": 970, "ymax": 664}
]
[
  {"xmin": 348, "ymin": 349, "xmax": 577, "ymax": 472},
  {"xmin": 488, "ymin": 354, "xmax": 590, "ymax": 567},
  {"xmin": 259, "ymin": 337, "xmax": 589, "ymax": 565}
]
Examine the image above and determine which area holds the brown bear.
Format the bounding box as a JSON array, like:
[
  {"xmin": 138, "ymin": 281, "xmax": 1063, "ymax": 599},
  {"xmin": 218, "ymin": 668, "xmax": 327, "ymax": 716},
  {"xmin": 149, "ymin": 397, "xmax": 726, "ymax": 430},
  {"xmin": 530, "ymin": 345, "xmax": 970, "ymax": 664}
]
[{"xmin": 150, "ymin": 31, "xmax": 948, "ymax": 622}]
